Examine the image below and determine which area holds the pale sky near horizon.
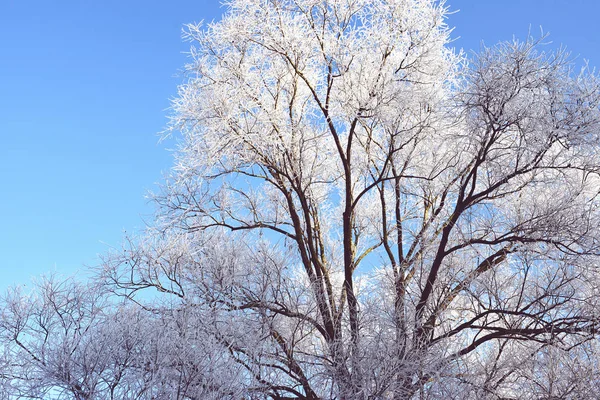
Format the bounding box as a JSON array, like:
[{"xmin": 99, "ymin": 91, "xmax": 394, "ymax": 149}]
[{"xmin": 1, "ymin": 0, "xmax": 598, "ymax": 291}]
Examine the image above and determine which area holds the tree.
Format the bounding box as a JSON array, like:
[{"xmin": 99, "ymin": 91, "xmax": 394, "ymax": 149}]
[
  {"xmin": 101, "ymin": 0, "xmax": 600, "ymax": 398},
  {"xmin": 0, "ymin": 276, "xmax": 246, "ymax": 399},
  {"xmin": 101, "ymin": 0, "xmax": 600, "ymax": 397},
  {"xmin": 4, "ymin": 0, "xmax": 600, "ymax": 398},
  {"xmin": 0, "ymin": 277, "xmax": 114, "ymax": 399}
]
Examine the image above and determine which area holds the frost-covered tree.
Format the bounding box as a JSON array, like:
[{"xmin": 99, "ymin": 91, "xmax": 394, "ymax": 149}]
[
  {"xmin": 0, "ymin": 276, "xmax": 246, "ymax": 399},
  {"xmin": 104, "ymin": 0, "xmax": 600, "ymax": 398},
  {"xmin": 0, "ymin": 277, "xmax": 114, "ymax": 399}
]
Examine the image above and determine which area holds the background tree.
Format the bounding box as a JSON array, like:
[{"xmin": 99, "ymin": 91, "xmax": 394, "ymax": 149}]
[
  {"xmin": 0, "ymin": 276, "xmax": 245, "ymax": 399},
  {"xmin": 0, "ymin": 277, "xmax": 114, "ymax": 399}
]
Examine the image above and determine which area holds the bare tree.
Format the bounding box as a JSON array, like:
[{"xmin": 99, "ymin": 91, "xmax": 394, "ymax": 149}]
[
  {"xmin": 0, "ymin": 277, "xmax": 112, "ymax": 399},
  {"xmin": 100, "ymin": 0, "xmax": 600, "ymax": 398},
  {"xmin": 0, "ymin": 275, "xmax": 247, "ymax": 400}
]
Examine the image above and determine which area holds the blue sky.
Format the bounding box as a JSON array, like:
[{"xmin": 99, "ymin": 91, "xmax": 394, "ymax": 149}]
[{"xmin": 1, "ymin": 0, "xmax": 598, "ymax": 290}]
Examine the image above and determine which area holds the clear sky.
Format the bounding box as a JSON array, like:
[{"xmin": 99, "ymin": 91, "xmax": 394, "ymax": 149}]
[{"xmin": 1, "ymin": 0, "xmax": 598, "ymax": 290}]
